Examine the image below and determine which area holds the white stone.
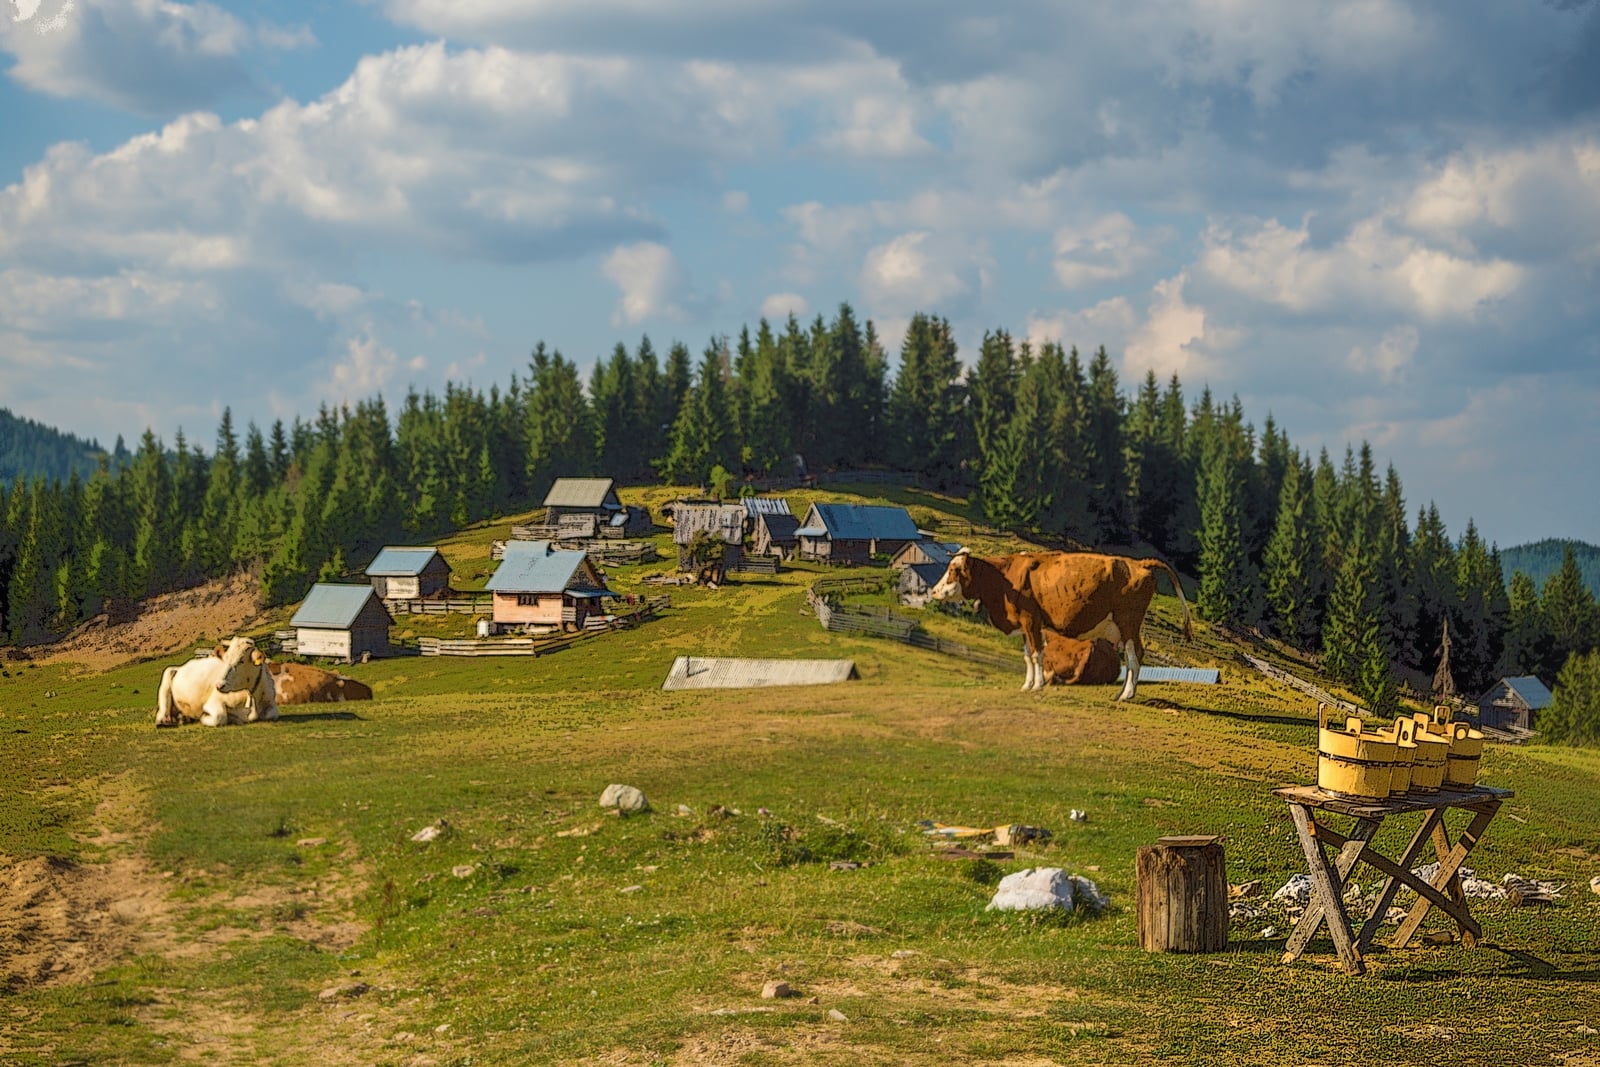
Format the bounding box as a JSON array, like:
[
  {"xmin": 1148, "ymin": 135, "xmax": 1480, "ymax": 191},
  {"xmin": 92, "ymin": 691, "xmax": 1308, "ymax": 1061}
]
[
  {"xmin": 828, "ymin": 1009, "xmax": 849, "ymax": 1022},
  {"xmin": 599, "ymin": 784, "xmax": 650, "ymax": 814},
  {"xmin": 1590, "ymin": 874, "xmax": 1600, "ymax": 896},
  {"xmin": 987, "ymin": 867, "xmax": 1075, "ymax": 912},
  {"xmin": 1273, "ymin": 874, "xmax": 1312, "ymax": 904},
  {"xmin": 1070, "ymin": 874, "xmax": 1108, "ymax": 912}
]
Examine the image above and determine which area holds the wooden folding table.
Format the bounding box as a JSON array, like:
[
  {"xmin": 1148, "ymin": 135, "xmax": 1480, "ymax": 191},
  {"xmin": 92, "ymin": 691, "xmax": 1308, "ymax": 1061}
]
[{"xmin": 1273, "ymin": 784, "xmax": 1513, "ymax": 975}]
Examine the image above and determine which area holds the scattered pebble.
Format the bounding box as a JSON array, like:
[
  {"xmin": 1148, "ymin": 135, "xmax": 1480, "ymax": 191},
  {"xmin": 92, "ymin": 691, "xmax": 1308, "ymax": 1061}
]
[
  {"xmin": 1229, "ymin": 880, "xmax": 1262, "ymax": 899},
  {"xmin": 829, "ymin": 861, "xmax": 860, "ymax": 872},
  {"xmin": 1069, "ymin": 809, "xmax": 1088, "ymax": 823},
  {"xmin": 411, "ymin": 822, "xmax": 447, "ymax": 843},
  {"xmin": 296, "ymin": 837, "xmax": 327, "ymax": 848},
  {"xmin": 1576, "ymin": 1024, "xmax": 1598, "ymax": 1036},
  {"xmin": 435, "ymin": 1023, "xmax": 451, "ymax": 1034},
  {"xmin": 452, "ymin": 865, "xmax": 475, "ymax": 879},
  {"xmin": 761, "ymin": 980, "xmax": 798, "ymax": 999},
  {"xmin": 890, "ymin": 950, "xmax": 917, "ymax": 959},
  {"xmin": 828, "ymin": 1009, "xmax": 849, "ymax": 1022},
  {"xmin": 1259, "ymin": 926, "xmax": 1278, "ymax": 939},
  {"xmin": 676, "ymin": 804, "xmax": 692, "ymax": 816},
  {"xmin": 1590, "ymin": 875, "xmax": 1600, "ymax": 896},
  {"xmin": 1273, "ymin": 874, "xmax": 1312, "ymax": 904},
  {"xmin": 392, "ymin": 1032, "xmax": 415, "ymax": 1043},
  {"xmin": 620, "ymin": 885, "xmax": 643, "ymax": 894},
  {"xmin": 317, "ymin": 982, "xmax": 369, "ymax": 1002}
]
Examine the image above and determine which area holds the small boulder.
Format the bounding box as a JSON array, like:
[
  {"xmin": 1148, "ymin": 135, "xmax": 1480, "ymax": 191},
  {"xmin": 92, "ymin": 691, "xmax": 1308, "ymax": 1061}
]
[
  {"xmin": 1273, "ymin": 874, "xmax": 1312, "ymax": 904},
  {"xmin": 1589, "ymin": 874, "xmax": 1600, "ymax": 897},
  {"xmin": 452, "ymin": 864, "xmax": 476, "ymax": 879},
  {"xmin": 411, "ymin": 821, "xmax": 448, "ymax": 843},
  {"xmin": 987, "ymin": 867, "xmax": 1104, "ymax": 913},
  {"xmin": 599, "ymin": 784, "xmax": 650, "ymax": 814},
  {"xmin": 828, "ymin": 1009, "xmax": 849, "ymax": 1022},
  {"xmin": 761, "ymin": 980, "xmax": 798, "ymax": 999},
  {"xmin": 318, "ymin": 982, "xmax": 369, "ymax": 1002}
]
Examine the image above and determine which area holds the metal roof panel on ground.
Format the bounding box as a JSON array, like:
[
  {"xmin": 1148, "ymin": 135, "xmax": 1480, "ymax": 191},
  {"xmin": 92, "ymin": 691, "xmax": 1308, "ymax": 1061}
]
[
  {"xmin": 542, "ymin": 478, "xmax": 618, "ymax": 509},
  {"xmin": 485, "ymin": 540, "xmax": 592, "ymax": 592},
  {"xmin": 1113, "ymin": 666, "xmax": 1222, "ymax": 685},
  {"xmin": 811, "ymin": 503, "xmax": 919, "ymax": 541},
  {"xmin": 365, "ymin": 546, "xmax": 445, "ymax": 576},
  {"xmin": 743, "ymin": 497, "xmax": 793, "ymax": 517},
  {"xmin": 291, "ymin": 584, "xmax": 387, "ymax": 629},
  {"xmin": 662, "ymin": 657, "xmax": 860, "ymax": 690}
]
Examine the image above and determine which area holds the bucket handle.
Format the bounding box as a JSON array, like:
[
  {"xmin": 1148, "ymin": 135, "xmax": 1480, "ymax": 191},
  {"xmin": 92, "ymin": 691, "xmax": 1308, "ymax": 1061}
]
[
  {"xmin": 1432, "ymin": 704, "xmax": 1453, "ymax": 726},
  {"xmin": 1318, "ymin": 703, "xmax": 1330, "ymax": 731},
  {"xmin": 1451, "ymin": 721, "xmax": 1470, "ymax": 741},
  {"xmin": 1394, "ymin": 717, "xmax": 1415, "ymax": 743}
]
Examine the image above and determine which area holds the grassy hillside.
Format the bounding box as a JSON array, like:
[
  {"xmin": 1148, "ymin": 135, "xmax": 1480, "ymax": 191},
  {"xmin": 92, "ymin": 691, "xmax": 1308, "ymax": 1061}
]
[
  {"xmin": 3, "ymin": 489, "xmax": 1599, "ymax": 1066},
  {"xmin": 1500, "ymin": 538, "xmax": 1600, "ymax": 598}
]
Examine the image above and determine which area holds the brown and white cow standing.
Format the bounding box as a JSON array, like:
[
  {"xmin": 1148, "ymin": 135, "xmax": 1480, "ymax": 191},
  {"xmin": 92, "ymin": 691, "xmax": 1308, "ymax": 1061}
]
[{"xmin": 929, "ymin": 550, "xmax": 1192, "ymax": 700}]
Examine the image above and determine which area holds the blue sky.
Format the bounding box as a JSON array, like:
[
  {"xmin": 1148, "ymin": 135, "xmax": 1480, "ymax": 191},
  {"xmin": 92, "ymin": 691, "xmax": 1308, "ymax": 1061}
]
[{"xmin": 2, "ymin": 0, "xmax": 1598, "ymax": 548}]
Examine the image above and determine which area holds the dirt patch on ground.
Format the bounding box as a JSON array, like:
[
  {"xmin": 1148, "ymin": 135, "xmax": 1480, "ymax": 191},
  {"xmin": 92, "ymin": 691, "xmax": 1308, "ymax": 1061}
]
[{"xmin": 5, "ymin": 573, "xmax": 264, "ymax": 671}]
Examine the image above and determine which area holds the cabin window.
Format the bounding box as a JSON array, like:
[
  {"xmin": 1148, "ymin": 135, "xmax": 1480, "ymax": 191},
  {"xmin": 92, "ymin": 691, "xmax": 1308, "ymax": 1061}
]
[{"xmin": 516, "ymin": 593, "xmax": 540, "ymax": 606}]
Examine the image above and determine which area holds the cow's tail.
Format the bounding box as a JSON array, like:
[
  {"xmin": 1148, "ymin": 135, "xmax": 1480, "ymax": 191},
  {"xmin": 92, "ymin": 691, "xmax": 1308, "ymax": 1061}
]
[{"xmin": 1148, "ymin": 558, "xmax": 1193, "ymax": 642}]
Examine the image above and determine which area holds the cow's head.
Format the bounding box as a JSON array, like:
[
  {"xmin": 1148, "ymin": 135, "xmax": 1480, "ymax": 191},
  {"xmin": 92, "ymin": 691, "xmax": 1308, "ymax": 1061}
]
[
  {"xmin": 213, "ymin": 636, "xmax": 265, "ymax": 694},
  {"xmin": 928, "ymin": 551, "xmax": 973, "ymax": 603}
]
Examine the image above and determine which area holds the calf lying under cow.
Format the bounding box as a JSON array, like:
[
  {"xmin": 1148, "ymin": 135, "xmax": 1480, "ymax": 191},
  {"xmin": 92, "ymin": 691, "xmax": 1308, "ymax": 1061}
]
[
  {"xmin": 930, "ymin": 549, "xmax": 1192, "ymax": 699},
  {"xmin": 155, "ymin": 639, "xmax": 371, "ymax": 727}
]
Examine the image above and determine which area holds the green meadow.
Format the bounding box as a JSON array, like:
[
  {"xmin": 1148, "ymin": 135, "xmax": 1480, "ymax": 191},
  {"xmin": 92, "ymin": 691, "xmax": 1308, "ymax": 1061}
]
[{"xmin": 2, "ymin": 487, "xmax": 1598, "ymax": 1065}]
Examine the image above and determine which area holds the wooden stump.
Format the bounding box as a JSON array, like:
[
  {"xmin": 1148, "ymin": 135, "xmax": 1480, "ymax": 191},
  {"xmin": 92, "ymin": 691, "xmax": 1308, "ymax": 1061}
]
[{"xmin": 1136, "ymin": 835, "xmax": 1228, "ymax": 953}]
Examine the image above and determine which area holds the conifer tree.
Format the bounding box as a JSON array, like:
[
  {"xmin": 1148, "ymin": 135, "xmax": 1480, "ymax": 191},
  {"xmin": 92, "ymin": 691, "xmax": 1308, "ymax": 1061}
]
[
  {"xmin": 1498, "ymin": 571, "xmax": 1552, "ymax": 677},
  {"xmin": 1409, "ymin": 503, "xmax": 1456, "ymax": 668},
  {"xmin": 1323, "ymin": 525, "xmax": 1378, "ymax": 685},
  {"xmin": 1541, "ymin": 543, "xmax": 1600, "ymax": 675},
  {"xmin": 1263, "ymin": 452, "xmax": 1321, "ymax": 646},
  {"xmin": 887, "ymin": 313, "xmax": 965, "ymax": 485},
  {"xmin": 969, "ymin": 330, "xmax": 1019, "ymax": 515},
  {"xmin": 981, "ymin": 349, "xmax": 1054, "ymax": 530},
  {"xmin": 242, "ymin": 422, "xmax": 272, "ymax": 498},
  {"xmin": 742, "ymin": 319, "xmax": 793, "ymax": 475},
  {"xmin": 1195, "ymin": 430, "xmax": 1252, "ymax": 625},
  {"xmin": 1082, "ymin": 346, "xmax": 1128, "ymax": 542},
  {"xmin": 1544, "ymin": 649, "xmax": 1600, "ymax": 745},
  {"xmin": 523, "ymin": 343, "xmax": 595, "ymax": 496},
  {"xmin": 130, "ymin": 430, "xmax": 175, "ymax": 596},
  {"xmin": 1376, "ymin": 465, "xmax": 1414, "ymax": 664}
]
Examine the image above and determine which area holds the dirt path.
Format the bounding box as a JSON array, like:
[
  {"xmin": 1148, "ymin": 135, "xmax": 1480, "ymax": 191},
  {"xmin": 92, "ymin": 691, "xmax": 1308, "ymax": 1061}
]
[{"xmin": 5, "ymin": 573, "xmax": 265, "ymax": 672}]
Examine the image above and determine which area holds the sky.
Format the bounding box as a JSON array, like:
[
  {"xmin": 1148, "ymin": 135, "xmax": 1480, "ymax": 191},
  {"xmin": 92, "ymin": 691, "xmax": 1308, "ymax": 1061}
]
[{"xmin": 1, "ymin": 0, "xmax": 1597, "ymax": 548}]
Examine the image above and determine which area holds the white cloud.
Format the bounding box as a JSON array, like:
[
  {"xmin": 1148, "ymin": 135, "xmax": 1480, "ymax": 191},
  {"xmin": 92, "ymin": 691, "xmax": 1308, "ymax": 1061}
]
[
  {"xmin": 859, "ymin": 231, "xmax": 971, "ymax": 314},
  {"xmin": 331, "ymin": 332, "xmax": 400, "ymax": 395},
  {"xmin": 1347, "ymin": 325, "xmax": 1419, "ymax": 385},
  {"xmin": 1052, "ymin": 213, "xmax": 1170, "ymax": 289},
  {"xmin": 601, "ymin": 240, "xmax": 695, "ymax": 325},
  {"xmin": 760, "ymin": 291, "xmax": 808, "ymax": 320}
]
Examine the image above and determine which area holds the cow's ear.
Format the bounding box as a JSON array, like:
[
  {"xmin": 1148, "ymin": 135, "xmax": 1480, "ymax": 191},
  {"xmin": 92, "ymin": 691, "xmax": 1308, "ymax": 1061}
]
[
  {"xmin": 214, "ymin": 643, "xmax": 227, "ymax": 659},
  {"xmin": 251, "ymin": 649, "xmax": 264, "ymax": 665}
]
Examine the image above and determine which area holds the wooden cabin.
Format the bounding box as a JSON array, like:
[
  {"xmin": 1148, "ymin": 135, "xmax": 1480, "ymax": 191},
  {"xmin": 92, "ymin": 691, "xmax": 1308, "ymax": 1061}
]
[
  {"xmin": 1476, "ymin": 675, "xmax": 1554, "ymax": 732},
  {"xmin": 896, "ymin": 562, "xmax": 949, "ymax": 607},
  {"xmin": 889, "ymin": 538, "xmax": 962, "ymax": 571},
  {"xmin": 290, "ymin": 584, "xmax": 393, "ymax": 663},
  {"xmin": 365, "ymin": 546, "xmax": 451, "ymax": 601},
  {"xmin": 672, "ymin": 503, "xmax": 746, "ymax": 571},
  {"xmin": 794, "ymin": 503, "xmax": 919, "ymax": 564},
  {"xmin": 745, "ymin": 497, "xmax": 799, "ymax": 558},
  {"xmin": 544, "ymin": 477, "xmax": 623, "ymax": 527},
  {"xmin": 485, "ymin": 540, "xmax": 611, "ymax": 632}
]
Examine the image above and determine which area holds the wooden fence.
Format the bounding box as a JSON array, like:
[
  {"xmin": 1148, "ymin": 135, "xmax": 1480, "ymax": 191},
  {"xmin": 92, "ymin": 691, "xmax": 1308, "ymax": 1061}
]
[
  {"xmin": 1241, "ymin": 652, "xmax": 1361, "ymax": 716},
  {"xmin": 415, "ymin": 596, "xmax": 670, "ymax": 657},
  {"xmin": 727, "ymin": 555, "xmax": 779, "ymax": 575},
  {"xmin": 509, "ymin": 524, "xmax": 560, "ymax": 541},
  {"xmin": 386, "ymin": 596, "xmax": 494, "ymax": 615},
  {"xmin": 809, "ymin": 591, "xmax": 1015, "ymax": 671},
  {"xmin": 492, "ymin": 539, "xmax": 659, "ymax": 565}
]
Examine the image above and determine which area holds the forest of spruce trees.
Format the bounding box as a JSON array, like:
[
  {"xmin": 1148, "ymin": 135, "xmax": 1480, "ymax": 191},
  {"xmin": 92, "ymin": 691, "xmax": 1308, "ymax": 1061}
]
[{"xmin": 2, "ymin": 305, "xmax": 1598, "ymax": 722}]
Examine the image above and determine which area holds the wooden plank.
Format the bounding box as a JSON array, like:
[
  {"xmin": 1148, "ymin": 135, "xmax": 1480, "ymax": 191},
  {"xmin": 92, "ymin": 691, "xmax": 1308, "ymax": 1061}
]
[
  {"xmin": 1356, "ymin": 808, "xmax": 1443, "ymax": 952},
  {"xmin": 1393, "ymin": 802, "xmax": 1498, "ymax": 948},
  {"xmin": 1272, "ymin": 785, "xmax": 1513, "ymax": 818},
  {"xmin": 1285, "ymin": 803, "xmax": 1364, "ymax": 974},
  {"xmin": 1284, "ymin": 815, "xmax": 1380, "ymax": 962}
]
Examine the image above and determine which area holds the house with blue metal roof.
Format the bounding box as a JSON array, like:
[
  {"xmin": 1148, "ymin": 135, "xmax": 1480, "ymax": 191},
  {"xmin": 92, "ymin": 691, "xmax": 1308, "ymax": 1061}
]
[
  {"xmin": 485, "ymin": 540, "xmax": 611, "ymax": 631},
  {"xmin": 365, "ymin": 546, "xmax": 451, "ymax": 600},
  {"xmin": 795, "ymin": 503, "xmax": 920, "ymax": 564},
  {"xmin": 1477, "ymin": 675, "xmax": 1555, "ymax": 732},
  {"xmin": 290, "ymin": 583, "xmax": 393, "ymax": 662}
]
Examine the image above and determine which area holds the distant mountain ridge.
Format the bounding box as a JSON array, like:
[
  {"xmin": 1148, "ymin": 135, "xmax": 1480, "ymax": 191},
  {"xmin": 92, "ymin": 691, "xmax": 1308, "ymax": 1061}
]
[
  {"xmin": 1500, "ymin": 539, "xmax": 1600, "ymax": 598},
  {"xmin": 0, "ymin": 408, "xmax": 116, "ymax": 485}
]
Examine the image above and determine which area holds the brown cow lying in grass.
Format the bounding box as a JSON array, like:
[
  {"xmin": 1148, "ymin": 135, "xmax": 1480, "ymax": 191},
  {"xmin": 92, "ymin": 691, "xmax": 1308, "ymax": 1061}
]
[
  {"xmin": 1040, "ymin": 631, "xmax": 1122, "ymax": 686},
  {"xmin": 268, "ymin": 662, "xmax": 373, "ymax": 704}
]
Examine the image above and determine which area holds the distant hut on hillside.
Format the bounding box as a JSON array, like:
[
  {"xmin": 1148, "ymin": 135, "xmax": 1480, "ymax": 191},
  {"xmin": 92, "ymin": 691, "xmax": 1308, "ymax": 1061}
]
[
  {"xmin": 365, "ymin": 546, "xmax": 451, "ymax": 601},
  {"xmin": 541, "ymin": 478, "xmax": 649, "ymax": 539},
  {"xmin": 889, "ymin": 538, "xmax": 963, "ymax": 571},
  {"xmin": 1476, "ymin": 676, "xmax": 1554, "ymax": 732},
  {"xmin": 485, "ymin": 540, "xmax": 612, "ymax": 633},
  {"xmin": 794, "ymin": 503, "xmax": 919, "ymax": 565},
  {"xmin": 672, "ymin": 503, "xmax": 746, "ymax": 572},
  {"xmin": 291, "ymin": 584, "xmax": 393, "ymax": 663},
  {"xmin": 745, "ymin": 497, "xmax": 799, "ymax": 558}
]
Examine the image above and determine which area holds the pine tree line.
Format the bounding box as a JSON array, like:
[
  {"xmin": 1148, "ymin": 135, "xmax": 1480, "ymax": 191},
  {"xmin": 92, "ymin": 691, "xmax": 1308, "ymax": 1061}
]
[{"xmin": 1, "ymin": 303, "xmax": 1596, "ymax": 708}]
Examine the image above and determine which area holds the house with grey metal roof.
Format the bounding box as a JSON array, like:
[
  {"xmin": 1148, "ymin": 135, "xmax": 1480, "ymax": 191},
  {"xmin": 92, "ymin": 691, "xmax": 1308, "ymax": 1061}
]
[
  {"xmin": 540, "ymin": 477, "xmax": 650, "ymax": 538},
  {"xmin": 889, "ymin": 539, "xmax": 963, "ymax": 571},
  {"xmin": 485, "ymin": 540, "xmax": 611, "ymax": 631},
  {"xmin": 1477, "ymin": 675, "xmax": 1555, "ymax": 731},
  {"xmin": 364, "ymin": 546, "xmax": 451, "ymax": 601},
  {"xmin": 795, "ymin": 503, "xmax": 920, "ymax": 564},
  {"xmin": 290, "ymin": 584, "xmax": 393, "ymax": 662}
]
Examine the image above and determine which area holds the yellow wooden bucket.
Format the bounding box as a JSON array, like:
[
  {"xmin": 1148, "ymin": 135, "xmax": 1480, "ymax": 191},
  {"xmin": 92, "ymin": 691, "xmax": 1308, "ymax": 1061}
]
[
  {"xmin": 1444, "ymin": 720, "xmax": 1484, "ymax": 788},
  {"xmin": 1317, "ymin": 704, "xmax": 1398, "ymax": 798},
  {"xmin": 1380, "ymin": 716, "xmax": 1418, "ymax": 796},
  {"xmin": 1407, "ymin": 713, "xmax": 1449, "ymax": 793}
]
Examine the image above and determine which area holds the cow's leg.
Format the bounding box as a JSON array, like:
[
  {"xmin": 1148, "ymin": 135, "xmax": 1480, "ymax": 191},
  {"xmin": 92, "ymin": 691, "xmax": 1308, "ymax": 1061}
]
[
  {"xmin": 1117, "ymin": 639, "xmax": 1141, "ymax": 702},
  {"xmin": 1028, "ymin": 644, "xmax": 1044, "ymax": 690},
  {"xmin": 200, "ymin": 695, "xmax": 230, "ymax": 727},
  {"xmin": 155, "ymin": 667, "xmax": 181, "ymax": 727}
]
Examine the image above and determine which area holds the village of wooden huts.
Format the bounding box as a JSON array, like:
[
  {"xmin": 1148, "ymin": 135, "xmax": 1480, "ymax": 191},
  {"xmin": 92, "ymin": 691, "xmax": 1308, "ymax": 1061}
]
[
  {"xmin": 794, "ymin": 503, "xmax": 920, "ymax": 564},
  {"xmin": 543, "ymin": 477, "xmax": 652, "ymax": 539},
  {"xmin": 1476, "ymin": 675, "xmax": 1555, "ymax": 731},
  {"xmin": 485, "ymin": 540, "xmax": 613, "ymax": 633},
  {"xmin": 290, "ymin": 583, "xmax": 394, "ymax": 662},
  {"xmin": 365, "ymin": 546, "xmax": 451, "ymax": 601},
  {"xmin": 746, "ymin": 497, "xmax": 800, "ymax": 558}
]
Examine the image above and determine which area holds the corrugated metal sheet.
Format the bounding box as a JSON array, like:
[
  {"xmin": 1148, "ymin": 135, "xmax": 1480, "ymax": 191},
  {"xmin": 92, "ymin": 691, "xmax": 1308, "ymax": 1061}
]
[
  {"xmin": 543, "ymin": 478, "xmax": 618, "ymax": 509},
  {"xmin": 291, "ymin": 584, "xmax": 386, "ymax": 629},
  {"xmin": 1114, "ymin": 666, "xmax": 1222, "ymax": 685},
  {"xmin": 902, "ymin": 562, "xmax": 946, "ymax": 591},
  {"xmin": 366, "ymin": 546, "xmax": 445, "ymax": 577},
  {"xmin": 662, "ymin": 656, "xmax": 860, "ymax": 690},
  {"xmin": 759, "ymin": 513, "xmax": 801, "ymax": 541},
  {"xmin": 743, "ymin": 497, "xmax": 793, "ymax": 517},
  {"xmin": 1502, "ymin": 675, "xmax": 1554, "ymax": 709},
  {"xmin": 672, "ymin": 503, "xmax": 746, "ymax": 544},
  {"xmin": 486, "ymin": 541, "xmax": 592, "ymax": 593},
  {"xmin": 794, "ymin": 526, "xmax": 827, "ymax": 537},
  {"xmin": 807, "ymin": 503, "xmax": 919, "ymax": 542}
]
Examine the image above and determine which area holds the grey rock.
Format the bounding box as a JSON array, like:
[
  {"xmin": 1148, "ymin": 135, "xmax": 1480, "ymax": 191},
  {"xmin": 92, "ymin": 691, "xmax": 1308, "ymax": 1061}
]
[
  {"xmin": 828, "ymin": 1009, "xmax": 849, "ymax": 1022},
  {"xmin": 599, "ymin": 784, "xmax": 650, "ymax": 814},
  {"xmin": 761, "ymin": 980, "xmax": 798, "ymax": 999}
]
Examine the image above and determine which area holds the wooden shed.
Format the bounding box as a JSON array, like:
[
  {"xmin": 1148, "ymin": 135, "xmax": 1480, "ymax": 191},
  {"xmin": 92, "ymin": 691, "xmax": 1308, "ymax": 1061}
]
[
  {"xmin": 896, "ymin": 562, "xmax": 948, "ymax": 607},
  {"xmin": 745, "ymin": 497, "xmax": 799, "ymax": 558},
  {"xmin": 485, "ymin": 540, "xmax": 611, "ymax": 632},
  {"xmin": 889, "ymin": 538, "xmax": 962, "ymax": 571},
  {"xmin": 544, "ymin": 477, "xmax": 623, "ymax": 524},
  {"xmin": 1476, "ymin": 675, "xmax": 1554, "ymax": 732},
  {"xmin": 672, "ymin": 503, "xmax": 747, "ymax": 571},
  {"xmin": 795, "ymin": 503, "xmax": 919, "ymax": 565},
  {"xmin": 290, "ymin": 584, "xmax": 393, "ymax": 663},
  {"xmin": 365, "ymin": 546, "xmax": 451, "ymax": 601}
]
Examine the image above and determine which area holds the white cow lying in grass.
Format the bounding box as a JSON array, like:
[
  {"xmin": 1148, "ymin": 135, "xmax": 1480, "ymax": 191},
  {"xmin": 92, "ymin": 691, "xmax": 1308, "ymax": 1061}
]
[{"xmin": 155, "ymin": 636, "xmax": 278, "ymax": 727}]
